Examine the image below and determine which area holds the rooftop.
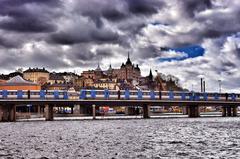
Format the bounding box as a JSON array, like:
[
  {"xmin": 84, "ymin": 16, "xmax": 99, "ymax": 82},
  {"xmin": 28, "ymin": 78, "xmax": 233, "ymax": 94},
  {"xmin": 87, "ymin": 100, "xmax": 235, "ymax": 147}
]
[
  {"xmin": 23, "ymin": 67, "xmax": 49, "ymax": 73},
  {"xmin": 0, "ymin": 75, "xmax": 38, "ymax": 86}
]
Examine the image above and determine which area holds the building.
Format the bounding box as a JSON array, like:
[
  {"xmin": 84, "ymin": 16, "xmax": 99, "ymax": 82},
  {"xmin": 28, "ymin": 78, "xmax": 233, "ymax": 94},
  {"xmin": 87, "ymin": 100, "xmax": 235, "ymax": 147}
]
[
  {"xmin": 81, "ymin": 63, "xmax": 103, "ymax": 81},
  {"xmin": 48, "ymin": 73, "xmax": 65, "ymax": 84},
  {"xmin": 83, "ymin": 77, "xmax": 94, "ymax": 88},
  {"xmin": 81, "ymin": 70, "xmax": 96, "ymax": 79},
  {"xmin": 112, "ymin": 53, "xmax": 141, "ymax": 81},
  {"xmin": 45, "ymin": 83, "xmax": 71, "ymax": 90},
  {"xmin": 57, "ymin": 72, "xmax": 79, "ymax": 83},
  {"xmin": 23, "ymin": 68, "xmax": 49, "ymax": 85},
  {"xmin": 0, "ymin": 75, "xmax": 41, "ymax": 90},
  {"xmin": 93, "ymin": 78, "xmax": 118, "ymax": 90},
  {"xmin": 0, "ymin": 79, "xmax": 7, "ymax": 84}
]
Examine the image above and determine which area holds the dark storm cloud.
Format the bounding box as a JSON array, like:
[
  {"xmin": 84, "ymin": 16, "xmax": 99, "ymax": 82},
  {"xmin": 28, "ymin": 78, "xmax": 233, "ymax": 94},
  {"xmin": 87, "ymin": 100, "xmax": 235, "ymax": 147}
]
[
  {"xmin": 0, "ymin": 37, "xmax": 19, "ymax": 48},
  {"xmin": 181, "ymin": 0, "xmax": 212, "ymax": 17},
  {"xmin": 0, "ymin": 0, "xmax": 61, "ymax": 33},
  {"xmin": 126, "ymin": 0, "xmax": 165, "ymax": 15},
  {"xmin": 0, "ymin": 18, "xmax": 56, "ymax": 33},
  {"xmin": 102, "ymin": 9, "xmax": 127, "ymax": 21},
  {"xmin": 0, "ymin": 0, "xmax": 60, "ymax": 7},
  {"xmin": 49, "ymin": 28, "xmax": 119, "ymax": 45}
]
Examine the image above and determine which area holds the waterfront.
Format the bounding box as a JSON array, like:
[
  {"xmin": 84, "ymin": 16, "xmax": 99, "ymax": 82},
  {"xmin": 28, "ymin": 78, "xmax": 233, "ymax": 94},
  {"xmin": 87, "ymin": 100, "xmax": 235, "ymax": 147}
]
[{"xmin": 0, "ymin": 117, "xmax": 240, "ymax": 158}]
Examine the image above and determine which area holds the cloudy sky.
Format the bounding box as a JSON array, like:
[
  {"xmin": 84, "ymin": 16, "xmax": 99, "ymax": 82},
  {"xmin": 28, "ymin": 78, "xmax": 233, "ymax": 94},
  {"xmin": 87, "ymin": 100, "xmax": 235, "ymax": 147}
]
[{"xmin": 0, "ymin": 0, "xmax": 240, "ymax": 92}]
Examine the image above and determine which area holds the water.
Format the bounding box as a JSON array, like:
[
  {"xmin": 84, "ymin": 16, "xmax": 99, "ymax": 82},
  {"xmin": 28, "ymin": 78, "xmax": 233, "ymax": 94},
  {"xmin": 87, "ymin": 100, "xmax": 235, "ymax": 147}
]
[{"xmin": 0, "ymin": 117, "xmax": 240, "ymax": 158}]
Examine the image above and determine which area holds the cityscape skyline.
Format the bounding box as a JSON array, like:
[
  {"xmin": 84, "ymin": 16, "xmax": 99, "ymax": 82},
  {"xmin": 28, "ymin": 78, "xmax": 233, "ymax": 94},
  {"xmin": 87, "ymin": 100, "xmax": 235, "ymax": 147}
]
[{"xmin": 0, "ymin": 0, "xmax": 240, "ymax": 92}]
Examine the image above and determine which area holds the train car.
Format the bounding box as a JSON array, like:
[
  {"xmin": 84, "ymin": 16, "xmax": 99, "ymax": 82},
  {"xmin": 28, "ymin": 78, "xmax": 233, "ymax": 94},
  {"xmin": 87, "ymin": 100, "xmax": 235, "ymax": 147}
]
[{"xmin": 0, "ymin": 89, "xmax": 239, "ymax": 101}]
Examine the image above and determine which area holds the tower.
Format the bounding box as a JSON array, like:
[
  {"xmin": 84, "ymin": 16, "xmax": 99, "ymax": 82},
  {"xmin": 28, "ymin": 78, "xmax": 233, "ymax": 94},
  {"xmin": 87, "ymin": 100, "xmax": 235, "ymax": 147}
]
[
  {"xmin": 148, "ymin": 69, "xmax": 153, "ymax": 81},
  {"xmin": 126, "ymin": 52, "xmax": 132, "ymax": 65}
]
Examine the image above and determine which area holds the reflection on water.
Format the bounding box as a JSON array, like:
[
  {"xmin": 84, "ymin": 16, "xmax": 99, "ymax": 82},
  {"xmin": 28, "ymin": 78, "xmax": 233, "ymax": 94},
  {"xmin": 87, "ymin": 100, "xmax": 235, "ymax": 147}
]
[{"xmin": 0, "ymin": 117, "xmax": 240, "ymax": 158}]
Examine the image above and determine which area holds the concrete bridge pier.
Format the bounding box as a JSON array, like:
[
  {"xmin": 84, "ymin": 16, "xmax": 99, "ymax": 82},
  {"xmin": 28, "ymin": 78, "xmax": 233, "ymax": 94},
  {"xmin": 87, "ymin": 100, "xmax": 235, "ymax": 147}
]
[
  {"xmin": 37, "ymin": 105, "xmax": 41, "ymax": 115},
  {"xmin": 9, "ymin": 105, "xmax": 16, "ymax": 122},
  {"xmin": 73, "ymin": 105, "xmax": 80, "ymax": 114},
  {"xmin": 45, "ymin": 104, "xmax": 54, "ymax": 121},
  {"xmin": 92, "ymin": 104, "xmax": 96, "ymax": 120},
  {"xmin": 188, "ymin": 105, "xmax": 200, "ymax": 118},
  {"xmin": 0, "ymin": 105, "xmax": 16, "ymax": 122},
  {"xmin": 222, "ymin": 106, "xmax": 238, "ymax": 117},
  {"xmin": 80, "ymin": 105, "xmax": 92, "ymax": 115},
  {"xmin": 232, "ymin": 106, "xmax": 238, "ymax": 117},
  {"xmin": 227, "ymin": 107, "xmax": 232, "ymax": 117},
  {"xmin": 182, "ymin": 106, "xmax": 188, "ymax": 115},
  {"xmin": 125, "ymin": 107, "xmax": 136, "ymax": 115},
  {"xmin": 222, "ymin": 106, "xmax": 227, "ymax": 117},
  {"xmin": 143, "ymin": 104, "xmax": 150, "ymax": 119}
]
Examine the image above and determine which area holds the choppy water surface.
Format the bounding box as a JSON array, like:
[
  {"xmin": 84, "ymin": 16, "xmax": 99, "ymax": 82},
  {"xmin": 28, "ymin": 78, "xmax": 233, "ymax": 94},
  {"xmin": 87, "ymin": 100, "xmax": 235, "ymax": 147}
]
[{"xmin": 1, "ymin": 117, "xmax": 240, "ymax": 159}]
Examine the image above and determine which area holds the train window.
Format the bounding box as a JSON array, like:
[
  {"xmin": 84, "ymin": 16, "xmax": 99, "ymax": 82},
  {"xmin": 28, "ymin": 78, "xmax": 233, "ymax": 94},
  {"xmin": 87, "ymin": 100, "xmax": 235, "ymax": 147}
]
[
  {"xmin": 110, "ymin": 92, "xmax": 117, "ymax": 95},
  {"xmin": 96, "ymin": 91, "xmax": 102, "ymax": 95},
  {"xmin": 130, "ymin": 92, "xmax": 136, "ymax": 95}
]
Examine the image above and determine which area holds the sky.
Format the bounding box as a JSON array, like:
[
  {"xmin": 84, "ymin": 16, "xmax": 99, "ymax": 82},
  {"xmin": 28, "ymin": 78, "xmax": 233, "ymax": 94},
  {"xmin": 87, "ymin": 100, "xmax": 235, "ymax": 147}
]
[{"xmin": 0, "ymin": 0, "xmax": 240, "ymax": 92}]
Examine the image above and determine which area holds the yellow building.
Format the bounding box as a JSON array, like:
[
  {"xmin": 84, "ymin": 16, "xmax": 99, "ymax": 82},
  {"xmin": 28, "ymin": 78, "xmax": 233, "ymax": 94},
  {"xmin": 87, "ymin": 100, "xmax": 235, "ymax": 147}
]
[
  {"xmin": 23, "ymin": 68, "xmax": 49, "ymax": 85},
  {"xmin": 93, "ymin": 79, "xmax": 118, "ymax": 90},
  {"xmin": 48, "ymin": 73, "xmax": 65, "ymax": 84},
  {"xmin": 46, "ymin": 83, "xmax": 70, "ymax": 90},
  {"xmin": 84, "ymin": 78, "xmax": 94, "ymax": 88}
]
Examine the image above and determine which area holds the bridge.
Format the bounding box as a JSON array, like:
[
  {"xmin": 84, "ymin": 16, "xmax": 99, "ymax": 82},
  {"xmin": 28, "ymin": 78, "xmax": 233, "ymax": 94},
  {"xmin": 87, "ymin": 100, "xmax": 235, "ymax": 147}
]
[{"xmin": 0, "ymin": 98, "xmax": 239, "ymax": 122}]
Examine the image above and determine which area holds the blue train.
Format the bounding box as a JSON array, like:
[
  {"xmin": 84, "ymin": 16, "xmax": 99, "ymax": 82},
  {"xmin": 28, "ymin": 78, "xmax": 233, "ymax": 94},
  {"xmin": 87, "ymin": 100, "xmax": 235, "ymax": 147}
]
[{"xmin": 0, "ymin": 89, "xmax": 238, "ymax": 101}]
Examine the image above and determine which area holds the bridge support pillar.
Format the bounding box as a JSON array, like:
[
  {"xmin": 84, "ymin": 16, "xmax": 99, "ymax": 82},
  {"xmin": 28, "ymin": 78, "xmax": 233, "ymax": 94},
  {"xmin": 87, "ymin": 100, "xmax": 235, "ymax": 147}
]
[
  {"xmin": 227, "ymin": 107, "xmax": 232, "ymax": 117},
  {"xmin": 73, "ymin": 105, "xmax": 80, "ymax": 114},
  {"xmin": 188, "ymin": 105, "xmax": 200, "ymax": 118},
  {"xmin": 232, "ymin": 106, "xmax": 238, "ymax": 117},
  {"xmin": 143, "ymin": 104, "xmax": 150, "ymax": 119},
  {"xmin": 0, "ymin": 105, "xmax": 8, "ymax": 122},
  {"xmin": 45, "ymin": 104, "xmax": 54, "ymax": 121},
  {"xmin": 80, "ymin": 105, "xmax": 92, "ymax": 115},
  {"xmin": 182, "ymin": 106, "xmax": 188, "ymax": 115},
  {"xmin": 222, "ymin": 106, "xmax": 227, "ymax": 117},
  {"xmin": 37, "ymin": 105, "xmax": 41, "ymax": 115},
  {"xmin": 71, "ymin": 106, "xmax": 74, "ymax": 114},
  {"xmin": 0, "ymin": 105, "xmax": 16, "ymax": 122},
  {"xmin": 92, "ymin": 104, "xmax": 96, "ymax": 120},
  {"xmin": 125, "ymin": 107, "xmax": 136, "ymax": 115},
  {"xmin": 9, "ymin": 105, "xmax": 16, "ymax": 122}
]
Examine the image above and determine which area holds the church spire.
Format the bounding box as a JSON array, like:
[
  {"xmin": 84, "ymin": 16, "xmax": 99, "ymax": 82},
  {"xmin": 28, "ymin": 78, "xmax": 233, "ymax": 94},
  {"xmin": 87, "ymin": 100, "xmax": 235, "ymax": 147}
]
[
  {"xmin": 148, "ymin": 69, "xmax": 153, "ymax": 81},
  {"xmin": 95, "ymin": 61, "xmax": 102, "ymax": 71},
  {"xmin": 108, "ymin": 63, "xmax": 112, "ymax": 70},
  {"xmin": 126, "ymin": 52, "xmax": 132, "ymax": 65}
]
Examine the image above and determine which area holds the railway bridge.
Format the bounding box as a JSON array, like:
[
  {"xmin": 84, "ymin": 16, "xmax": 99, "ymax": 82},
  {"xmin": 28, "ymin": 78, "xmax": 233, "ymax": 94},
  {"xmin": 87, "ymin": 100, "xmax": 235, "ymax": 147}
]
[{"xmin": 0, "ymin": 99, "xmax": 239, "ymax": 122}]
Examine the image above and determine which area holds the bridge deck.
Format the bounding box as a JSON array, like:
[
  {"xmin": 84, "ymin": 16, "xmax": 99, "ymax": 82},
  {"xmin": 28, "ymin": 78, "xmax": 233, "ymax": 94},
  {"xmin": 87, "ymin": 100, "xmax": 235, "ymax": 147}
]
[{"xmin": 0, "ymin": 99, "xmax": 239, "ymax": 107}]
